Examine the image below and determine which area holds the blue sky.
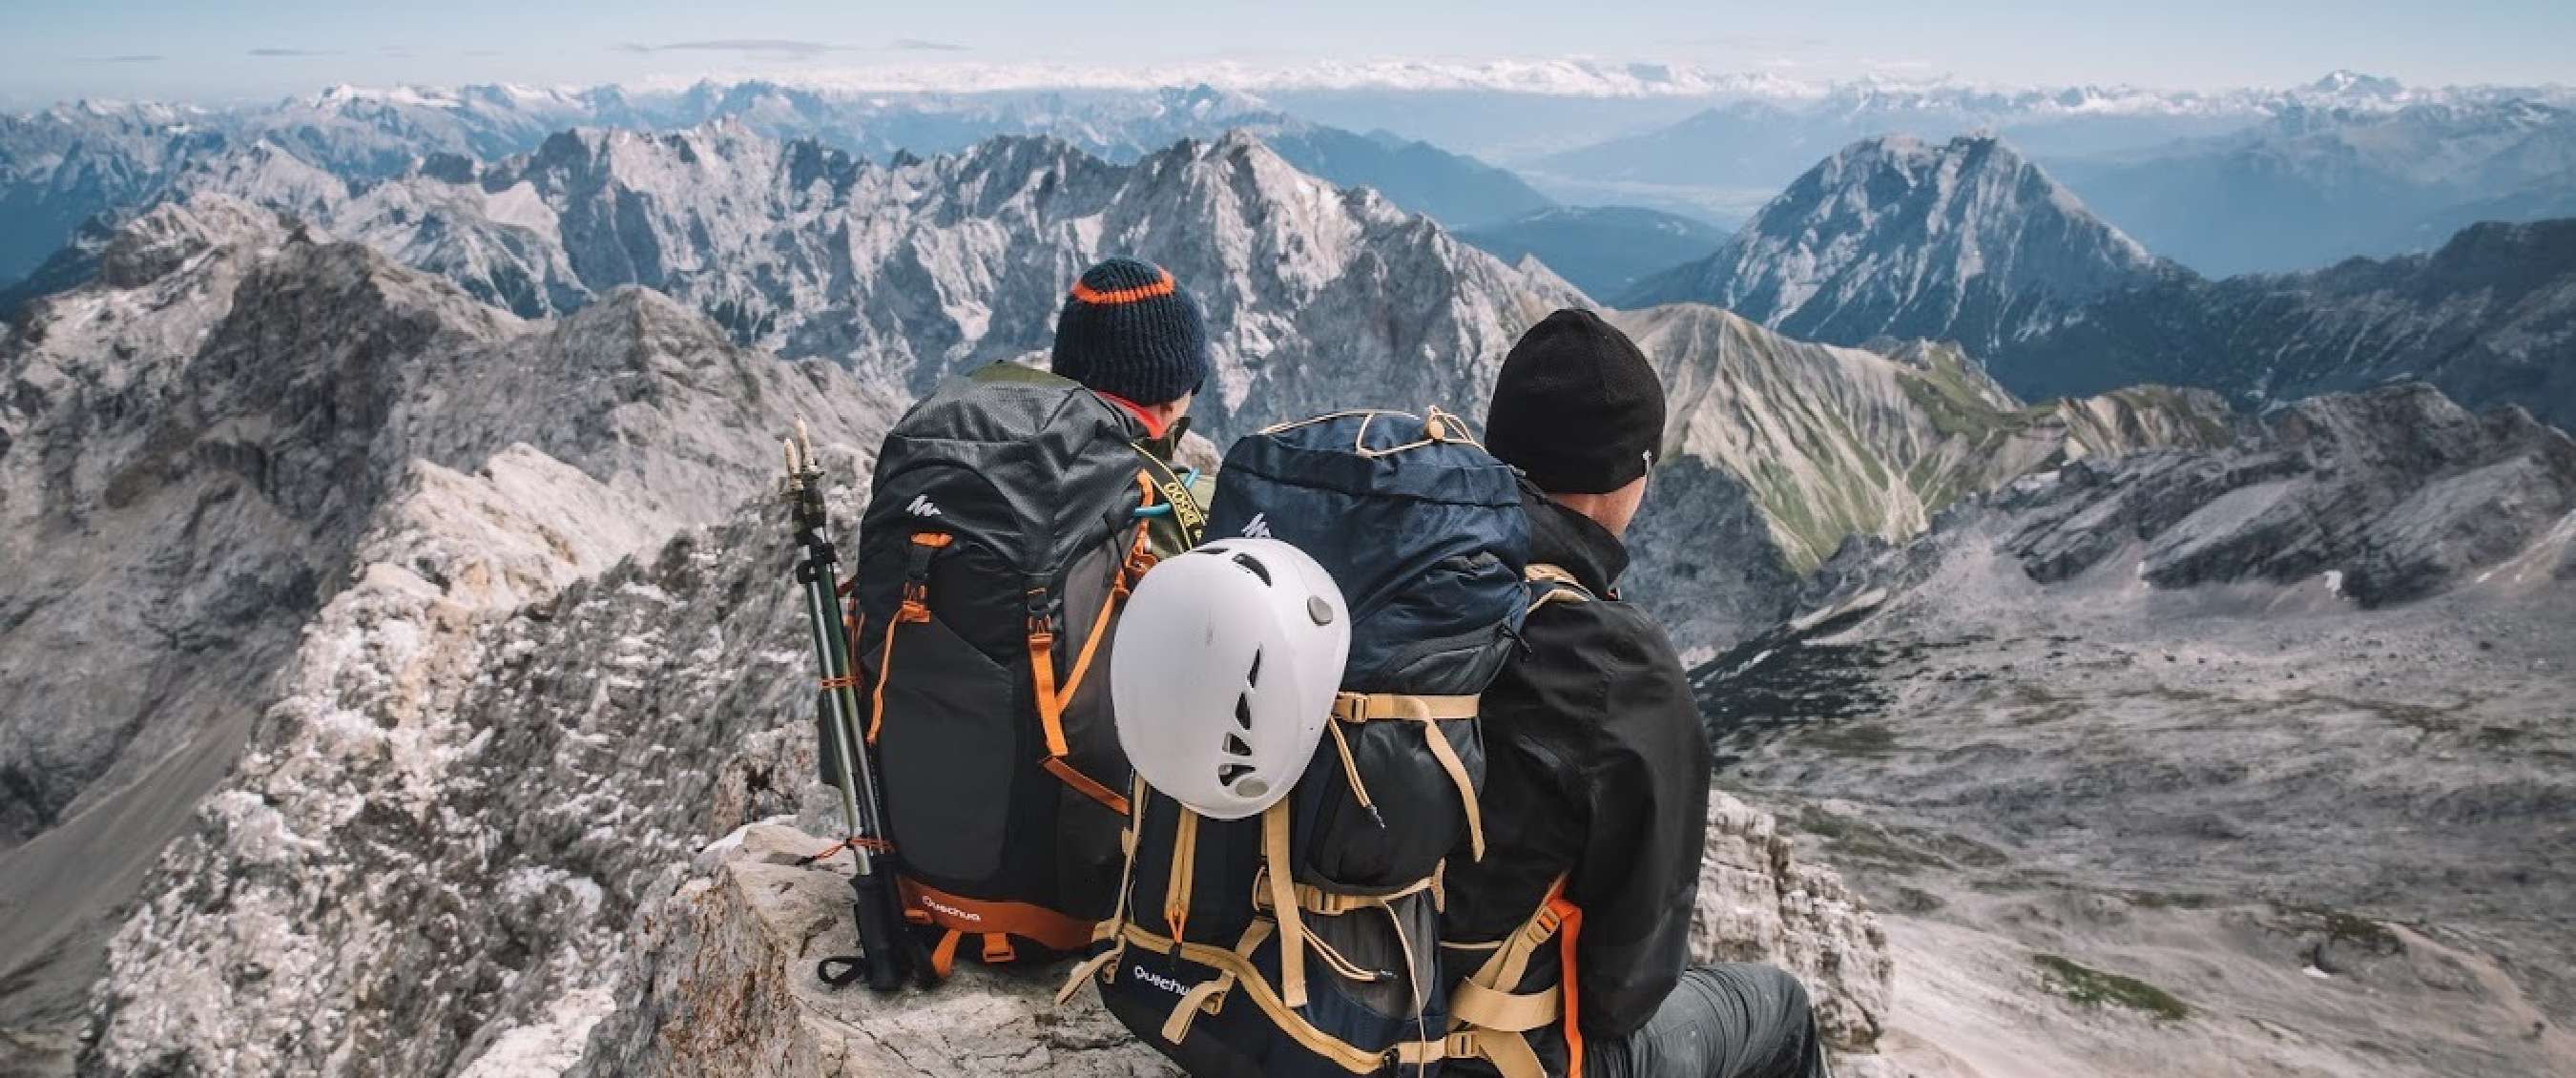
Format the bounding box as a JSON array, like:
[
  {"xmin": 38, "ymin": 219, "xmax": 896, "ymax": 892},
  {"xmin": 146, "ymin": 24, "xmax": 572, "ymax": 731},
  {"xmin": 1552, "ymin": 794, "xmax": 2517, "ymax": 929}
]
[{"xmin": 4, "ymin": 0, "xmax": 2571, "ymax": 108}]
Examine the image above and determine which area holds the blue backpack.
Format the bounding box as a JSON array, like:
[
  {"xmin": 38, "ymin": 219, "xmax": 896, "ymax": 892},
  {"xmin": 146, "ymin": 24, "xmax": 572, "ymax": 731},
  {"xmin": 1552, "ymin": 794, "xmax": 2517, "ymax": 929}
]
[{"xmin": 1068, "ymin": 408, "xmax": 1528, "ymax": 1077}]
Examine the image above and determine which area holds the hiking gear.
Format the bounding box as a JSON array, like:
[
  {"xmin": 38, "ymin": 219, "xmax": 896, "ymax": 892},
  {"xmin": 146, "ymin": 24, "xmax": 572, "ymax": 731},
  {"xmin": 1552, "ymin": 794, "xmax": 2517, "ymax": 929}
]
[
  {"xmin": 1485, "ymin": 309, "xmax": 1666, "ymax": 495},
  {"xmin": 1051, "ymin": 257, "xmax": 1212, "ymax": 407},
  {"xmin": 780, "ymin": 425, "xmax": 925, "ymax": 993},
  {"xmin": 846, "ymin": 362, "xmax": 1205, "ymax": 976},
  {"xmin": 1589, "ymin": 964, "xmax": 1833, "ymax": 1078},
  {"xmin": 1437, "ymin": 486, "xmax": 1713, "ymax": 1077},
  {"xmin": 1111, "ymin": 537, "xmax": 1351, "ymax": 821},
  {"xmin": 1071, "ymin": 407, "xmax": 1528, "ymax": 1077}
]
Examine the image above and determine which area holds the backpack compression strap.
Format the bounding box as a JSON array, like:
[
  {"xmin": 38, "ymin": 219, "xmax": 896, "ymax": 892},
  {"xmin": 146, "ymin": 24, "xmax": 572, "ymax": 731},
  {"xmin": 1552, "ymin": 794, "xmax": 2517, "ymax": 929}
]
[
  {"xmin": 1411, "ymin": 875, "xmax": 1585, "ymax": 1078},
  {"xmin": 1030, "ymin": 499, "xmax": 1162, "ymax": 817}
]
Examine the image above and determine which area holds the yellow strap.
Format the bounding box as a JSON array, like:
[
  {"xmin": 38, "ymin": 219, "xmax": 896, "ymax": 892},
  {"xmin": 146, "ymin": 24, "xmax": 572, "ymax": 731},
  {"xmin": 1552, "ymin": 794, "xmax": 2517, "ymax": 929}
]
[
  {"xmin": 1165, "ymin": 809, "xmax": 1199, "ymax": 935},
  {"xmin": 1172, "ymin": 897, "xmax": 1277, "ymax": 1035},
  {"xmin": 1524, "ymin": 563, "xmax": 1584, "ymax": 589},
  {"xmin": 1262, "ymin": 801, "xmax": 1307, "ymax": 1009},
  {"xmin": 1449, "ymin": 981, "xmax": 1562, "ymax": 1032},
  {"xmin": 1332, "ymin": 692, "xmax": 1480, "ymax": 721},
  {"xmin": 1407, "ymin": 1028, "xmax": 1545, "ymax": 1078},
  {"xmin": 1056, "ymin": 944, "xmax": 1122, "ymax": 1005},
  {"xmin": 1324, "ymin": 719, "xmax": 1375, "ymax": 814},
  {"xmin": 1115, "ymin": 922, "xmax": 1391, "ymax": 1073},
  {"xmin": 1251, "ymin": 868, "xmax": 1438, "ymax": 917},
  {"xmin": 1417, "ymin": 715, "xmax": 1485, "ymax": 861},
  {"xmin": 1163, "ymin": 977, "xmax": 1232, "ymax": 1042},
  {"xmin": 1525, "ymin": 562, "xmax": 1595, "ymax": 615}
]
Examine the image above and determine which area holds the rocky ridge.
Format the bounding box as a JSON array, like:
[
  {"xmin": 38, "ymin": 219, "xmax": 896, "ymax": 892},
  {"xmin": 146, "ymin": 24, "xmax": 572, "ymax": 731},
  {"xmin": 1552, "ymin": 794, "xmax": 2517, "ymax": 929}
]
[
  {"xmin": 1691, "ymin": 384, "xmax": 2576, "ymax": 1076},
  {"xmin": 1611, "ymin": 303, "xmax": 2236, "ymax": 654}
]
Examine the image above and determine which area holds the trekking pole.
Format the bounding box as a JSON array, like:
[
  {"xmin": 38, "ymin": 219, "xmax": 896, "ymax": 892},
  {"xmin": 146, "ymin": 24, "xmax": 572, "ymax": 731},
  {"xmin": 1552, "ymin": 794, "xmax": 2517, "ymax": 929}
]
[{"xmin": 780, "ymin": 424, "xmax": 918, "ymax": 992}]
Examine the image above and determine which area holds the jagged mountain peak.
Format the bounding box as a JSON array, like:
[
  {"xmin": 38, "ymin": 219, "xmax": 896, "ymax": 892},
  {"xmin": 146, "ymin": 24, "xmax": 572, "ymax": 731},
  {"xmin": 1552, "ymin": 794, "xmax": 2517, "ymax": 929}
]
[{"xmin": 1623, "ymin": 132, "xmax": 2169, "ymax": 357}]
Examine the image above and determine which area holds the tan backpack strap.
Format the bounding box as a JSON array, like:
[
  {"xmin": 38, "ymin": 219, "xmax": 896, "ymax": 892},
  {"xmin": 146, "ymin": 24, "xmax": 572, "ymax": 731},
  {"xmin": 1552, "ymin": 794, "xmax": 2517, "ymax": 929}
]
[
  {"xmin": 1437, "ymin": 875, "xmax": 1576, "ymax": 1078},
  {"xmin": 1262, "ymin": 800, "xmax": 1308, "ymax": 1008},
  {"xmin": 1331, "ymin": 692, "xmax": 1485, "ymax": 860},
  {"xmin": 1525, "ymin": 562, "xmax": 1594, "ymax": 615},
  {"xmin": 1160, "ymin": 919, "xmax": 1276, "ymax": 1042}
]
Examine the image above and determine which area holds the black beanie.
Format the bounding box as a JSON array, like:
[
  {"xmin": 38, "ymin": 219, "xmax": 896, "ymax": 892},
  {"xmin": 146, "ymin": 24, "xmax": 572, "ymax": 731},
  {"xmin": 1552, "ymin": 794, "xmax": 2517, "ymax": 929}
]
[
  {"xmin": 1484, "ymin": 308, "xmax": 1666, "ymax": 494},
  {"xmin": 1049, "ymin": 257, "xmax": 1212, "ymax": 406}
]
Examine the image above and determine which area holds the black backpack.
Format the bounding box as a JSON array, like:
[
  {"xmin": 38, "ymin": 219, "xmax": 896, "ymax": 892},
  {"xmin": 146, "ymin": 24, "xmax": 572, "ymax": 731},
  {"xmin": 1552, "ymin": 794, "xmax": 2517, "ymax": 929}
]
[
  {"xmin": 1068, "ymin": 408, "xmax": 1528, "ymax": 1076},
  {"xmin": 843, "ymin": 363, "xmax": 1202, "ymax": 972}
]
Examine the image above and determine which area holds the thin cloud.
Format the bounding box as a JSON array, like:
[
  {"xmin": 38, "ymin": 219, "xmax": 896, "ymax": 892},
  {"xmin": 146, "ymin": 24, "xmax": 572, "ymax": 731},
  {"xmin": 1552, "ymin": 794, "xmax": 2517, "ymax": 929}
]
[
  {"xmin": 380, "ymin": 46, "xmax": 419, "ymax": 59},
  {"xmin": 1691, "ymin": 34, "xmax": 1829, "ymax": 52},
  {"xmin": 890, "ymin": 38, "xmax": 968, "ymax": 52},
  {"xmin": 617, "ymin": 39, "xmax": 848, "ymax": 59},
  {"xmin": 248, "ymin": 48, "xmax": 340, "ymax": 58},
  {"xmin": 78, "ymin": 54, "xmax": 165, "ymax": 65}
]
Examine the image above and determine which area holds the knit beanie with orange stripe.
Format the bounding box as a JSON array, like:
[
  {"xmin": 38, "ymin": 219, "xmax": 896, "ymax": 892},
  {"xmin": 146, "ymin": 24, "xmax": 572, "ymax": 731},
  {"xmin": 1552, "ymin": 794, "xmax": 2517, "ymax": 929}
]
[{"xmin": 1050, "ymin": 257, "xmax": 1211, "ymax": 406}]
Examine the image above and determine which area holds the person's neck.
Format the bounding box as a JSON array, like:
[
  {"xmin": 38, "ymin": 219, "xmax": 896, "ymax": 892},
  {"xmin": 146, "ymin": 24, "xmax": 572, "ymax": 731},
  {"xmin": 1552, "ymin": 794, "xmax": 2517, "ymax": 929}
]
[
  {"xmin": 1096, "ymin": 391, "xmax": 1185, "ymax": 440},
  {"xmin": 1544, "ymin": 489, "xmax": 1631, "ymax": 538}
]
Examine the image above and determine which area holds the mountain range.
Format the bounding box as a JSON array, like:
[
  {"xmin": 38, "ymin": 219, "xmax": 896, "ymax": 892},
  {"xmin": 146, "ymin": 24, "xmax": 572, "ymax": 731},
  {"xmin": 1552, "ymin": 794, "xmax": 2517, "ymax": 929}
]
[
  {"xmin": 1630, "ymin": 131, "xmax": 2576, "ymax": 431},
  {"xmin": 2048, "ymin": 97, "xmax": 2576, "ymax": 274},
  {"xmin": 1524, "ymin": 77, "xmax": 2576, "ymax": 271},
  {"xmin": 0, "ymin": 81, "xmax": 1552, "ymax": 292}
]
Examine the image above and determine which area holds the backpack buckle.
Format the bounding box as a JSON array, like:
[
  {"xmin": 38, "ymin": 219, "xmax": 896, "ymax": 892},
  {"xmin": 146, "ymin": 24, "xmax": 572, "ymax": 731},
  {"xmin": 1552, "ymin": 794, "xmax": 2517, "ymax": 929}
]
[{"xmin": 1025, "ymin": 588, "xmax": 1053, "ymax": 637}]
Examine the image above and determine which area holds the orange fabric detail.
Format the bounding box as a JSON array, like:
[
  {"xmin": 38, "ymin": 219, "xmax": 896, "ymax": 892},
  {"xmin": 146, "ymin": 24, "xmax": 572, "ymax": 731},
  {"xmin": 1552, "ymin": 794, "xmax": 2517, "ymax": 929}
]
[
  {"xmin": 1045, "ymin": 757, "xmax": 1132, "ymax": 816},
  {"xmin": 865, "ymin": 603, "xmax": 922, "ymax": 746},
  {"xmin": 1550, "ymin": 894, "xmax": 1585, "ymax": 1078},
  {"xmin": 982, "ymin": 933, "xmax": 1017, "ymax": 964},
  {"xmin": 1061, "ymin": 516, "xmax": 1151, "ymax": 711},
  {"xmin": 1096, "ymin": 391, "xmax": 1173, "ymax": 439},
  {"xmin": 1070, "ymin": 268, "xmax": 1176, "ymax": 306},
  {"xmin": 909, "ymin": 531, "xmax": 955, "ymax": 549},
  {"xmin": 929, "ymin": 928, "xmax": 964, "ymax": 979},
  {"xmin": 901, "ymin": 879, "xmax": 1097, "ymax": 952},
  {"xmin": 1028, "ymin": 627, "xmax": 1070, "ymax": 757}
]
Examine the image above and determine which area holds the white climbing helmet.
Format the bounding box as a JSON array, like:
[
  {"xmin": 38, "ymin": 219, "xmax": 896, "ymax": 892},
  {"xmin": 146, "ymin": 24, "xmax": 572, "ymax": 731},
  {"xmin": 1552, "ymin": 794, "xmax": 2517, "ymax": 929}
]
[{"xmin": 1111, "ymin": 537, "xmax": 1351, "ymax": 820}]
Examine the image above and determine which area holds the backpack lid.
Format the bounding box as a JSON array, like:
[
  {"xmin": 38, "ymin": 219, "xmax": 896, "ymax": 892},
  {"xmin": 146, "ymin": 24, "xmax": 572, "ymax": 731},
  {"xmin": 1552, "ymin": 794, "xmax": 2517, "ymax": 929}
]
[
  {"xmin": 1204, "ymin": 408, "xmax": 1527, "ymax": 692},
  {"xmin": 864, "ymin": 363, "xmax": 1150, "ymax": 575}
]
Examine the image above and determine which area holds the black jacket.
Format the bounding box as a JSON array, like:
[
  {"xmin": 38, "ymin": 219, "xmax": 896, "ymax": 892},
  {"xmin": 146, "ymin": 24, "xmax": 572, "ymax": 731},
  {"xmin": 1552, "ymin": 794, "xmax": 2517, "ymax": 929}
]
[{"xmin": 1442, "ymin": 485, "xmax": 1713, "ymax": 1074}]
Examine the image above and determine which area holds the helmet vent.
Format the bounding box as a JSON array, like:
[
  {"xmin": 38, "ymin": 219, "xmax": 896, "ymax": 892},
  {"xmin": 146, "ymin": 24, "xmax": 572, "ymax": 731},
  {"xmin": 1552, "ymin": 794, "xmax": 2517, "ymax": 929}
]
[
  {"xmin": 1229, "ymin": 552, "xmax": 1273, "ymax": 586},
  {"xmin": 1233, "ymin": 692, "xmax": 1255, "ymax": 731},
  {"xmin": 1247, "ymin": 649, "xmax": 1263, "ymax": 687},
  {"xmin": 1217, "ymin": 732, "xmax": 1256, "ymax": 786}
]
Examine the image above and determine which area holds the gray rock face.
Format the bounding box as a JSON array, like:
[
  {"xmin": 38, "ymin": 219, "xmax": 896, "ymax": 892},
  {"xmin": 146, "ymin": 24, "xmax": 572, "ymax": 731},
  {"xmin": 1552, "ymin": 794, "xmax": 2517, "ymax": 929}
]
[
  {"xmin": 1692, "ymin": 382, "xmax": 2576, "ymax": 1076},
  {"xmin": 1983, "ymin": 384, "xmax": 2576, "ymax": 605},
  {"xmin": 0, "ymin": 195, "xmax": 895, "ymax": 1045},
  {"xmin": 1621, "ymin": 135, "xmax": 2173, "ymax": 359},
  {"xmin": 151, "ymin": 123, "xmax": 1582, "ymax": 445}
]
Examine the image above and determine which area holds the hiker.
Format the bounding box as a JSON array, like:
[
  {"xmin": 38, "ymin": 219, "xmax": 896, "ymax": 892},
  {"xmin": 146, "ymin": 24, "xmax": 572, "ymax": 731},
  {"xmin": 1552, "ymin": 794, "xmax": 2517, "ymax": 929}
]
[
  {"xmin": 838, "ymin": 255, "xmax": 1210, "ymax": 982},
  {"xmin": 1049, "ymin": 255, "xmax": 1216, "ymax": 549},
  {"xmin": 1439, "ymin": 309, "xmax": 1833, "ymax": 1078}
]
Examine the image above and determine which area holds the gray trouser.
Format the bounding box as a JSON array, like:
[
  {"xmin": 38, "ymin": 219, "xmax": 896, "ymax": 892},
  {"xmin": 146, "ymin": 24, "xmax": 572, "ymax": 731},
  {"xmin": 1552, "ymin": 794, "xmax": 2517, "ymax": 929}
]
[{"xmin": 1587, "ymin": 964, "xmax": 1832, "ymax": 1078}]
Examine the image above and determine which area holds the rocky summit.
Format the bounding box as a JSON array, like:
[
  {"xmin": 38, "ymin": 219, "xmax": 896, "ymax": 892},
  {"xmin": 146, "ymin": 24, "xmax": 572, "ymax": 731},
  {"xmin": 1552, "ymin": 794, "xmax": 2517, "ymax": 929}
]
[{"xmin": 1621, "ymin": 135, "xmax": 2174, "ymax": 359}]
